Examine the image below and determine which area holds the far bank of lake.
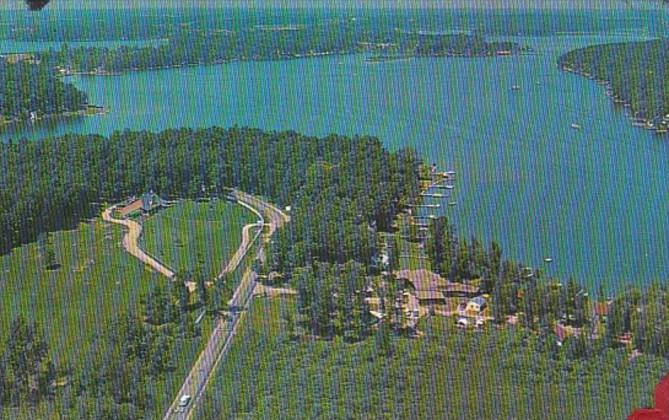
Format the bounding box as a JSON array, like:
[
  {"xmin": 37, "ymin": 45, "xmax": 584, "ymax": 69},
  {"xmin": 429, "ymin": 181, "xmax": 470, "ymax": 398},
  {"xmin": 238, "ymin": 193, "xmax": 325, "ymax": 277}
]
[{"xmin": 1, "ymin": 34, "xmax": 666, "ymax": 292}]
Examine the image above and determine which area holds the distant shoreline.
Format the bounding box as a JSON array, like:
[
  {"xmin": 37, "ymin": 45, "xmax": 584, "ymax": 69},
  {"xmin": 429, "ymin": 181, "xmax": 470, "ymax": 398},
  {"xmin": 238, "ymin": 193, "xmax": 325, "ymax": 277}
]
[{"xmin": 0, "ymin": 105, "xmax": 108, "ymax": 128}]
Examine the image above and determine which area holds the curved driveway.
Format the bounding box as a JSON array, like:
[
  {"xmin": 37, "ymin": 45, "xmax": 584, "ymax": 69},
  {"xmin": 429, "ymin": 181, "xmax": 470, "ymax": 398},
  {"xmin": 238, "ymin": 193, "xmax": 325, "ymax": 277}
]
[
  {"xmin": 102, "ymin": 194, "xmax": 289, "ymax": 420},
  {"xmin": 101, "ymin": 206, "xmax": 176, "ymax": 278}
]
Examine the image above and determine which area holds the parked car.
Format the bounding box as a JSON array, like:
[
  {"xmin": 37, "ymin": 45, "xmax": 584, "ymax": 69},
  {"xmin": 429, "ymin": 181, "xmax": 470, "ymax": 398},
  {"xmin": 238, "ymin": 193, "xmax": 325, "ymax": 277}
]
[{"xmin": 179, "ymin": 394, "xmax": 192, "ymax": 408}]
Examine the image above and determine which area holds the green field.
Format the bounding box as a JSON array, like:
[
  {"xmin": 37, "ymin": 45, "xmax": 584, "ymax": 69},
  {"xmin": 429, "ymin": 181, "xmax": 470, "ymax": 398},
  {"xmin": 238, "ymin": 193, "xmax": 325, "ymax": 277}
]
[
  {"xmin": 195, "ymin": 297, "xmax": 669, "ymax": 419},
  {"xmin": 141, "ymin": 200, "xmax": 256, "ymax": 280},
  {"xmin": 0, "ymin": 220, "xmax": 213, "ymax": 418}
]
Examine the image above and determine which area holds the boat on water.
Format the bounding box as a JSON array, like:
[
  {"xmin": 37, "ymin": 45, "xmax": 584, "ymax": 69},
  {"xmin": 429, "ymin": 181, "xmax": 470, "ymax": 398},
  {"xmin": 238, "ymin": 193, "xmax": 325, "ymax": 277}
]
[
  {"xmin": 544, "ymin": 257, "xmax": 554, "ymax": 263},
  {"xmin": 511, "ymin": 85, "xmax": 520, "ymax": 91},
  {"xmin": 448, "ymin": 201, "xmax": 457, "ymax": 206},
  {"xmin": 570, "ymin": 123, "xmax": 582, "ymax": 130}
]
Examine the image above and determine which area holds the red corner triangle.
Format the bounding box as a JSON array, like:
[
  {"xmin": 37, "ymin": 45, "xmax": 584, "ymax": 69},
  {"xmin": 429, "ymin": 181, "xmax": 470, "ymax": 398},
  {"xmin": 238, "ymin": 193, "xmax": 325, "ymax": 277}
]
[
  {"xmin": 655, "ymin": 374, "xmax": 669, "ymax": 416},
  {"xmin": 628, "ymin": 408, "xmax": 669, "ymax": 420},
  {"xmin": 629, "ymin": 374, "xmax": 669, "ymax": 420}
]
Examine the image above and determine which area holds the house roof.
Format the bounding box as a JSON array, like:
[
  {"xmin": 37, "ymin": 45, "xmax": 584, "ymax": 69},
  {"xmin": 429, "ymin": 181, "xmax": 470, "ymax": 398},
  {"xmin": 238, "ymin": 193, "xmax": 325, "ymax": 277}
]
[
  {"xmin": 595, "ymin": 302, "xmax": 610, "ymax": 317},
  {"xmin": 118, "ymin": 199, "xmax": 143, "ymax": 217},
  {"xmin": 469, "ymin": 296, "xmax": 487, "ymax": 307},
  {"xmin": 394, "ymin": 269, "xmax": 449, "ymax": 291},
  {"xmin": 117, "ymin": 192, "xmax": 164, "ymax": 217},
  {"xmin": 443, "ymin": 282, "xmax": 480, "ymax": 295},
  {"xmin": 141, "ymin": 192, "xmax": 164, "ymax": 211},
  {"xmin": 555, "ymin": 323, "xmax": 569, "ymax": 343},
  {"xmin": 415, "ymin": 290, "xmax": 446, "ymax": 301}
]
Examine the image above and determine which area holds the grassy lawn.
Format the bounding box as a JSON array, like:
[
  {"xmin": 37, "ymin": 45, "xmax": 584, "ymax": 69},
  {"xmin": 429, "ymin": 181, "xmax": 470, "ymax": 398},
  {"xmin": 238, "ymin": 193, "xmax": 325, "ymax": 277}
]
[
  {"xmin": 195, "ymin": 297, "xmax": 669, "ymax": 419},
  {"xmin": 0, "ymin": 220, "xmax": 213, "ymax": 418},
  {"xmin": 141, "ymin": 199, "xmax": 256, "ymax": 280}
]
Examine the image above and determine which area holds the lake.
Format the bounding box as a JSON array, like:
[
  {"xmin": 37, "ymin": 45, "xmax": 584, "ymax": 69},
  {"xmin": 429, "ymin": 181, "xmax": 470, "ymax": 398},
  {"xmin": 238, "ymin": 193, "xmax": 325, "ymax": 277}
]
[{"xmin": 2, "ymin": 33, "xmax": 667, "ymax": 292}]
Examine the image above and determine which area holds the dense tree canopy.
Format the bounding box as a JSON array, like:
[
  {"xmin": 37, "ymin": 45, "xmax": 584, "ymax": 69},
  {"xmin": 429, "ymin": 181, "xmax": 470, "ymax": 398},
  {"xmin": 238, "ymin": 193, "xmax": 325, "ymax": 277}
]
[
  {"xmin": 0, "ymin": 60, "xmax": 87, "ymax": 121},
  {"xmin": 38, "ymin": 30, "xmax": 522, "ymax": 75},
  {"xmin": 558, "ymin": 39, "xmax": 669, "ymax": 126},
  {"xmin": 0, "ymin": 317, "xmax": 55, "ymax": 407}
]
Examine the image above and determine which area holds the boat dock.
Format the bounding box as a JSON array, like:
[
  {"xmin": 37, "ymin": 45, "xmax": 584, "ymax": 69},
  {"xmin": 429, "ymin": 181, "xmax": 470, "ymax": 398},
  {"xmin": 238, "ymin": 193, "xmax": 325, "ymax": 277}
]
[
  {"xmin": 408, "ymin": 203, "xmax": 441, "ymax": 209},
  {"xmin": 420, "ymin": 192, "xmax": 446, "ymax": 198}
]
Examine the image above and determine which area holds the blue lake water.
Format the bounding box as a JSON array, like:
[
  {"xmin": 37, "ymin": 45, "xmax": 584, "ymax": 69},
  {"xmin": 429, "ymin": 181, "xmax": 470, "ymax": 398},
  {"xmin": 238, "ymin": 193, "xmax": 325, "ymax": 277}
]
[{"xmin": 2, "ymin": 33, "xmax": 667, "ymax": 292}]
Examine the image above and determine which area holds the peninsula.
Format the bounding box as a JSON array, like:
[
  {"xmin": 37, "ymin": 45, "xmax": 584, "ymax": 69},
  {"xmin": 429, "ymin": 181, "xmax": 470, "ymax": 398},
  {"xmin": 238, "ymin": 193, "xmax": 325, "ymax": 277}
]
[{"xmin": 558, "ymin": 39, "xmax": 669, "ymax": 134}]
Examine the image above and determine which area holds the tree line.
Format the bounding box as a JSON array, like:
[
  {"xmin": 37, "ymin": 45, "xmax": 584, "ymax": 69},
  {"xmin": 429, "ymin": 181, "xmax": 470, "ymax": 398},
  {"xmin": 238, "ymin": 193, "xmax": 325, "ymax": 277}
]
[
  {"xmin": 37, "ymin": 29, "xmax": 522, "ymax": 75},
  {"xmin": 558, "ymin": 39, "xmax": 669, "ymax": 126}
]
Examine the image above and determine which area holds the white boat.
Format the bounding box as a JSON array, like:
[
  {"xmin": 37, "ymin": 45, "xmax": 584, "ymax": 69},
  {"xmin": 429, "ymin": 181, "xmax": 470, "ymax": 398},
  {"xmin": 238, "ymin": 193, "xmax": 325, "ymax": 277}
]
[
  {"xmin": 544, "ymin": 257, "xmax": 554, "ymax": 263},
  {"xmin": 448, "ymin": 201, "xmax": 457, "ymax": 206},
  {"xmin": 511, "ymin": 85, "xmax": 520, "ymax": 91},
  {"xmin": 570, "ymin": 123, "xmax": 582, "ymax": 130}
]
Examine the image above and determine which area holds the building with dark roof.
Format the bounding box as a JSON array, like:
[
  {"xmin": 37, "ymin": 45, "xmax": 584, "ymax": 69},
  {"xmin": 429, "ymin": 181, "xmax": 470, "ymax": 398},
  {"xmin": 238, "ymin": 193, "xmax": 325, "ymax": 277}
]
[{"xmin": 118, "ymin": 192, "xmax": 165, "ymax": 218}]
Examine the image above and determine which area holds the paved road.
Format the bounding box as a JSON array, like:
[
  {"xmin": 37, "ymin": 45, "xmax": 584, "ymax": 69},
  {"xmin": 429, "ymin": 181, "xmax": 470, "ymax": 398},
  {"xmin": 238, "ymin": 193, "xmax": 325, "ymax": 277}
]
[
  {"xmin": 101, "ymin": 206, "xmax": 176, "ymax": 278},
  {"xmin": 231, "ymin": 189, "xmax": 290, "ymax": 237},
  {"xmin": 217, "ymin": 222, "xmax": 262, "ymax": 278},
  {"xmin": 164, "ymin": 192, "xmax": 289, "ymax": 420},
  {"xmin": 164, "ymin": 269, "xmax": 259, "ymax": 420}
]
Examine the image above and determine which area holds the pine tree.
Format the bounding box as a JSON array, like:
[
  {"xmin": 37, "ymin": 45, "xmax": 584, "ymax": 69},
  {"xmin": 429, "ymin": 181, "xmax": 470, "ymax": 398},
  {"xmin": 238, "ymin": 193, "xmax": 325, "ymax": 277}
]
[
  {"xmin": 375, "ymin": 321, "xmax": 393, "ymax": 357},
  {"xmin": 44, "ymin": 242, "xmax": 57, "ymax": 270}
]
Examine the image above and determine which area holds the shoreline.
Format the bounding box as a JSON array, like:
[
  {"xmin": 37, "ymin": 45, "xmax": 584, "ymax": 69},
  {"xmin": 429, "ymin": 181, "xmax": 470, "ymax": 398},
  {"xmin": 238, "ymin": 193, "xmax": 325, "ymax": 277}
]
[
  {"xmin": 57, "ymin": 51, "xmax": 352, "ymax": 77},
  {"xmin": 559, "ymin": 64, "xmax": 669, "ymax": 135},
  {"xmin": 59, "ymin": 47, "xmax": 533, "ymax": 77},
  {"xmin": 0, "ymin": 105, "xmax": 108, "ymax": 128}
]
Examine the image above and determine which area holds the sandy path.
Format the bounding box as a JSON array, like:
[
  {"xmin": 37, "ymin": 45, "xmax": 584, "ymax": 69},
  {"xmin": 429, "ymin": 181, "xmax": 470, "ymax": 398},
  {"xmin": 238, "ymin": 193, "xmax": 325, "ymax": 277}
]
[
  {"xmin": 102, "ymin": 206, "xmax": 176, "ymax": 278},
  {"xmin": 218, "ymin": 222, "xmax": 262, "ymax": 278}
]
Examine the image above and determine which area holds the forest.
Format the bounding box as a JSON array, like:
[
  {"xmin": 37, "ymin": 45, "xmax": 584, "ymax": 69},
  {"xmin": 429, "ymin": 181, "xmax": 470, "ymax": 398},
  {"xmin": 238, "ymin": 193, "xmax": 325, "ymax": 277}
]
[
  {"xmin": 558, "ymin": 39, "xmax": 669, "ymax": 125},
  {"xmin": 0, "ymin": 127, "xmax": 420, "ymax": 260},
  {"xmin": 0, "ymin": 59, "xmax": 87, "ymax": 121}
]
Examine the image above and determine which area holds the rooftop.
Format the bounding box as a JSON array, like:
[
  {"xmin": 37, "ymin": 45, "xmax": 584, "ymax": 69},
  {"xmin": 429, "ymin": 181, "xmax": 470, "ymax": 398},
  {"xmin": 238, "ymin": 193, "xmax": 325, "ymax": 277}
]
[
  {"xmin": 469, "ymin": 296, "xmax": 487, "ymax": 306},
  {"xmin": 415, "ymin": 290, "xmax": 446, "ymax": 301},
  {"xmin": 394, "ymin": 269, "xmax": 449, "ymax": 291}
]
